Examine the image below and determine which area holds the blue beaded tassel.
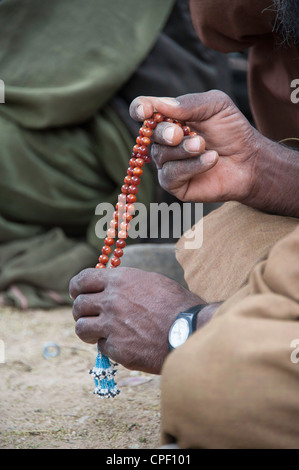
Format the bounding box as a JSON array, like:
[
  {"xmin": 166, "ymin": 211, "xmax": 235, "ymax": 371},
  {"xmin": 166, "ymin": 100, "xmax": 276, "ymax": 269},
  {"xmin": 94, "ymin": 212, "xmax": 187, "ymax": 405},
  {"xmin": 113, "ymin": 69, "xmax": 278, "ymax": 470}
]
[{"xmin": 89, "ymin": 347, "xmax": 120, "ymax": 398}]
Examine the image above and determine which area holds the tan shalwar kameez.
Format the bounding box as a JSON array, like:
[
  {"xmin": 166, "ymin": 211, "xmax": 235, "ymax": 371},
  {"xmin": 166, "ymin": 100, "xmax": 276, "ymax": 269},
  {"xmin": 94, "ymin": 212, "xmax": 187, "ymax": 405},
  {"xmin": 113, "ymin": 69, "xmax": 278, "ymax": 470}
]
[{"xmin": 161, "ymin": 0, "xmax": 299, "ymax": 448}]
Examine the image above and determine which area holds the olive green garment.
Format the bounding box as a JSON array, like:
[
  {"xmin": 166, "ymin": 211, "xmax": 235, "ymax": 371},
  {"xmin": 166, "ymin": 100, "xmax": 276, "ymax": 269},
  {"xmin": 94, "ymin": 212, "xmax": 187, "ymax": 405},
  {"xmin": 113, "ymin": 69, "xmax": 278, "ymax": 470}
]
[{"xmin": 0, "ymin": 0, "xmax": 174, "ymax": 308}]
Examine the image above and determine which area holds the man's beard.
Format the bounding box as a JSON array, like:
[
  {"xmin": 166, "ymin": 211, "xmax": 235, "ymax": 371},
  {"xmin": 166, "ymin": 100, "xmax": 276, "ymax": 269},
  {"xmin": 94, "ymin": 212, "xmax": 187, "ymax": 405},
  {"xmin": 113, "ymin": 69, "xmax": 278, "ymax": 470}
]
[{"xmin": 273, "ymin": 0, "xmax": 299, "ymax": 45}]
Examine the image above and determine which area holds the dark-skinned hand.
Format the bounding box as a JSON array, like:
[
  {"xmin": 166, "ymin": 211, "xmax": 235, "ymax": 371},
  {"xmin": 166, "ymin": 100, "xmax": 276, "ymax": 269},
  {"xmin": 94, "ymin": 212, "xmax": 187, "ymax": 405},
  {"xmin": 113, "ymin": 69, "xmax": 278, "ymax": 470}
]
[
  {"xmin": 129, "ymin": 91, "xmax": 260, "ymax": 204},
  {"xmin": 69, "ymin": 267, "xmax": 213, "ymax": 374}
]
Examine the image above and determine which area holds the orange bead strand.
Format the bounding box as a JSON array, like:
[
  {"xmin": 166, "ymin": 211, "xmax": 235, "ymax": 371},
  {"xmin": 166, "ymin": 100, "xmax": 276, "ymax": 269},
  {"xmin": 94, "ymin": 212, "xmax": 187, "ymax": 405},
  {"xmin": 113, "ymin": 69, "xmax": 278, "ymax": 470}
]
[{"xmin": 95, "ymin": 114, "xmax": 192, "ymax": 269}]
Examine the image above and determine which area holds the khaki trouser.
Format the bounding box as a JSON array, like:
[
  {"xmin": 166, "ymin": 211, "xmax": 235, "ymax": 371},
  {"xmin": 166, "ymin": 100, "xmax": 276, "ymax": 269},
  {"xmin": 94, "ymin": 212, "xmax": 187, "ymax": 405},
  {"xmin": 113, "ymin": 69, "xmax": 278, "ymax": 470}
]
[{"xmin": 161, "ymin": 203, "xmax": 299, "ymax": 448}]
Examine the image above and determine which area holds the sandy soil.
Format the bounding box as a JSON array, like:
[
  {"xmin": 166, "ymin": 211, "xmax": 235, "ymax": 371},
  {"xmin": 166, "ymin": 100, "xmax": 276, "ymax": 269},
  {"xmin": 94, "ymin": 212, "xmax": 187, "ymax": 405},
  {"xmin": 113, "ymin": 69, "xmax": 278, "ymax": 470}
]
[{"xmin": 0, "ymin": 306, "xmax": 162, "ymax": 449}]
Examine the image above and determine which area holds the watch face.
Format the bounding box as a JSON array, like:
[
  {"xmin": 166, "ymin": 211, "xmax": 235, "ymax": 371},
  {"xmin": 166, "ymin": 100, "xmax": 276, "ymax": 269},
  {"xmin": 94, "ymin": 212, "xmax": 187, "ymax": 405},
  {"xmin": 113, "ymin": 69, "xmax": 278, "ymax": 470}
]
[{"xmin": 169, "ymin": 318, "xmax": 190, "ymax": 348}]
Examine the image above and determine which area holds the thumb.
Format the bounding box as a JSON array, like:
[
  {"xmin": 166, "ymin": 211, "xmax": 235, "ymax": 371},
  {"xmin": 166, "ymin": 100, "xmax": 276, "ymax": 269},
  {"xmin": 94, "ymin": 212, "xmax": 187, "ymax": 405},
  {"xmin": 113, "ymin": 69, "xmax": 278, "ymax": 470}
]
[{"xmin": 129, "ymin": 90, "xmax": 232, "ymax": 123}]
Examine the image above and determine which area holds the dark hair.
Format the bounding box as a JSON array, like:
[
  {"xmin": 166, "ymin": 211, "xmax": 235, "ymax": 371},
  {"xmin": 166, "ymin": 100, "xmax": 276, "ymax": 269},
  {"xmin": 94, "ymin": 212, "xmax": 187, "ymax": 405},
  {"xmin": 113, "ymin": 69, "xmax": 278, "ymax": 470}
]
[{"xmin": 273, "ymin": 0, "xmax": 299, "ymax": 45}]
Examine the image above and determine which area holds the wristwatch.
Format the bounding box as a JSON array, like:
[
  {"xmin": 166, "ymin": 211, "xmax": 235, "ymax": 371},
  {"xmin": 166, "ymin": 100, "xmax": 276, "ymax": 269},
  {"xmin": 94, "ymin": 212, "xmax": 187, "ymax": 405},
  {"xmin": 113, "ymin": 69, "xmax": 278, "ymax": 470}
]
[{"xmin": 168, "ymin": 304, "xmax": 206, "ymax": 351}]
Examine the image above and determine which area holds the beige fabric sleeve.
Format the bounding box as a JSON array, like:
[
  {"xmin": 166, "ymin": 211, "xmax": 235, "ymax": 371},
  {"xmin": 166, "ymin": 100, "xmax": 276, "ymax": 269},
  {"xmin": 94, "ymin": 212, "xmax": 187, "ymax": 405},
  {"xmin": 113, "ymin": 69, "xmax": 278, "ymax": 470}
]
[
  {"xmin": 161, "ymin": 225, "xmax": 299, "ymax": 448},
  {"xmin": 175, "ymin": 202, "xmax": 299, "ymax": 303}
]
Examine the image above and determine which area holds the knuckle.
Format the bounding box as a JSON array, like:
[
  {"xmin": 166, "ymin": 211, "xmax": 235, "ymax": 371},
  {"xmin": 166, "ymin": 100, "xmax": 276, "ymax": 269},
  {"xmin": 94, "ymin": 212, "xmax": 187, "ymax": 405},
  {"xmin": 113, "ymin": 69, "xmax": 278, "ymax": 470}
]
[
  {"xmin": 158, "ymin": 163, "xmax": 173, "ymax": 191},
  {"xmin": 208, "ymin": 89, "xmax": 228, "ymax": 101},
  {"xmin": 69, "ymin": 276, "xmax": 78, "ymax": 299},
  {"xmin": 209, "ymin": 89, "xmax": 233, "ymax": 109},
  {"xmin": 150, "ymin": 143, "xmax": 163, "ymax": 168},
  {"xmin": 75, "ymin": 317, "xmax": 98, "ymax": 345},
  {"xmin": 69, "ymin": 273, "xmax": 82, "ymax": 298},
  {"xmin": 74, "ymin": 317, "xmax": 86, "ymax": 339},
  {"xmin": 129, "ymin": 97, "xmax": 140, "ymax": 119},
  {"xmin": 72, "ymin": 294, "xmax": 87, "ymax": 321},
  {"xmin": 77, "ymin": 267, "xmax": 94, "ymax": 281},
  {"xmin": 69, "ymin": 268, "xmax": 91, "ymax": 298}
]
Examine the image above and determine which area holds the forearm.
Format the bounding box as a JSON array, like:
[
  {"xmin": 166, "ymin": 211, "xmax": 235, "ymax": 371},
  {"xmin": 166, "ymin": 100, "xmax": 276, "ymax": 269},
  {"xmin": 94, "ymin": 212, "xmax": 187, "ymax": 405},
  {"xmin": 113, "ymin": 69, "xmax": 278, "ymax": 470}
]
[{"xmin": 244, "ymin": 130, "xmax": 299, "ymax": 218}]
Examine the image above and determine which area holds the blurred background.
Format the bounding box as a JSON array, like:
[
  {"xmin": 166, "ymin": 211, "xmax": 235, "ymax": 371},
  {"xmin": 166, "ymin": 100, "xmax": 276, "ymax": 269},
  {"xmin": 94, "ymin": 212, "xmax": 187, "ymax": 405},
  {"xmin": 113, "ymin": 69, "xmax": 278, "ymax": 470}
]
[{"xmin": 0, "ymin": 0, "xmax": 251, "ymax": 309}]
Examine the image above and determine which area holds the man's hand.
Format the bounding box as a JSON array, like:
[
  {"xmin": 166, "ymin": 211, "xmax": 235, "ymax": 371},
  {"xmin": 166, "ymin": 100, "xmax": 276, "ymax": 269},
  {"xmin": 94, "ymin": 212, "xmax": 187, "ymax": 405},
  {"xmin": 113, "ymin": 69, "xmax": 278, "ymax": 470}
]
[
  {"xmin": 130, "ymin": 91, "xmax": 299, "ymax": 218},
  {"xmin": 69, "ymin": 267, "xmax": 210, "ymax": 374},
  {"xmin": 129, "ymin": 91, "xmax": 259, "ymax": 204}
]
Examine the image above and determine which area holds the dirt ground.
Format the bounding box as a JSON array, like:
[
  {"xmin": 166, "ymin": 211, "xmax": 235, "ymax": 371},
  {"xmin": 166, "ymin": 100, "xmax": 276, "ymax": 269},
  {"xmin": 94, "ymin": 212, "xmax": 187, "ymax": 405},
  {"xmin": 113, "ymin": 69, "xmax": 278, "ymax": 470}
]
[{"xmin": 0, "ymin": 306, "xmax": 162, "ymax": 449}]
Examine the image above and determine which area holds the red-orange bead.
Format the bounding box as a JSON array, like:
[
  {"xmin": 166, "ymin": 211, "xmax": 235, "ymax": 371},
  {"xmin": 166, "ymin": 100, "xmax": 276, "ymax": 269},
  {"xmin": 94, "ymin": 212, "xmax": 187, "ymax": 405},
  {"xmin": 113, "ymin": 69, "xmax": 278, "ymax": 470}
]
[
  {"xmin": 118, "ymin": 230, "xmax": 128, "ymax": 239},
  {"xmin": 136, "ymin": 136, "xmax": 143, "ymax": 145},
  {"xmin": 124, "ymin": 175, "xmax": 132, "ymax": 185},
  {"xmin": 96, "ymin": 263, "xmax": 106, "ymax": 269},
  {"xmin": 126, "ymin": 203, "xmax": 135, "ymax": 213},
  {"xmin": 121, "ymin": 184, "xmax": 129, "ymax": 194},
  {"xmin": 122, "ymin": 212, "xmax": 133, "ymax": 222},
  {"xmin": 127, "ymin": 194, "xmax": 137, "ymax": 203},
  {"xmin": 127, "ymin": 167, "xmax": 134, "ymax": 176},
  {"xmin": 131, "ymin": 175, "xmax": 141, "ymax": 185},
  {"xmin": 128, "ymin": 184, "xmax": 138, "ymax": 194},
  {"xmin": 107, "ymin": 228, "xmax": 116, "ymax": 238},
  {"xmin": 116, "ymin": 201, "xmax": 125, "ymax": 211},
  {"xmin": 110, "ymin": 220, "xmax": 118, "ymax": 230},
  {"xmin": 99, "ymin": 254, "xmax": 109, "ymax": 264},
  {"xmin": 120, "ymin": 221, "xmax": 130, "ymax": 231},
  {"xmin": 132, "ymin": 167, "xmax": 143, "ymax": 176},
  {"xmin": 141, "ymin": 136, "xmax": 151, "ymax": 146},
  {"xmin": 135, "ymin": 158, "xmax": 145, "ymax": 167},
  {"xmin": 133, "ymin": 145, "xmax": 140, "ymax": 154},
  {"xmin": 104, "ymin": 237, "xmax": 115, "ymax": 246},
  {"xmin": 139, "ymin": 126, "xmax": 147, "ymax": 136},
  {"xmin": 116, "ymin": 239, "xmax": 126, "ymax": 249},
  {"xmin": 182, "ymin": 126, "xmax": 190, "ymax": 136},
  {"xmin": 138, "ymin": 146, "xmax": 148, "ymax": 156},
  {"xmin": 102, "ymin": 245, "xmax": 112, "ymax": 255},
  {"xmin": 145, "ymin": 119, "xmax": 157, "ymax": 129},
  {"xmin": 153, "ymin": 112, "xmax": 164, "ymax": 122},
  {"xmin": 113, "ymin": 248, "xmax": 124, "ymax": 258},
  {"xmin": 118, "ymin": 193, "xmax": 127, "ymax": 203},
  {"xmin": 140, "ymin": 127, "xmax": 153, "ymax": 137},
  {"xmin": 189, "ymin": 131, "xmax": 197, "ymax": 137},
  {"xmin": 144, "ymin": 155, "xmax": 152, "ymax": 163},
  {"xmin": 136, "ymin": 153, "xmax": 146, "ymax": 161},
  {"xmin": 129, "ymin": 158, "xmax": 137, "ymax": 167},
  {"xmin": 111, "ymin": 256, "xmax": 121, "ymax": 267},
  {"xmin": 164, "ymin": 117, "xmax": 174, "ymax": 123}
]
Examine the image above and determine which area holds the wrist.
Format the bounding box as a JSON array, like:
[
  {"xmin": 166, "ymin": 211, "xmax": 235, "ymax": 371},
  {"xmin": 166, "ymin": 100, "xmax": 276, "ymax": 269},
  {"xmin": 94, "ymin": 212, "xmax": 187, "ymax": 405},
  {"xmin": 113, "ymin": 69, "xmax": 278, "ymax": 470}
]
[
  {"xmin": 241, "ymin": 130, "xmax": 299, "ymax": 217},
  {"xmin": 196, "ymin": 302, "xmax": 222, "ymax": 330},
  {"xmin": 240, "ymin": 128, "xmax": 269, "ymax": 208}
]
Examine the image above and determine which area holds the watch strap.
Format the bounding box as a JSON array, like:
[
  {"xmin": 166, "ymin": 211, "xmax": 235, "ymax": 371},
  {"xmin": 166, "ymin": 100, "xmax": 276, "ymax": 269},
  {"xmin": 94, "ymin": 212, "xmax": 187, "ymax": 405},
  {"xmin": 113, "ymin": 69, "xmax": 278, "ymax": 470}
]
[
  {"xmin": 183, "ymin": 304, "xmax": 206, "ymax": 316},
  {"xmin": 168, "ymin": 304, "xmax": 206, "ymax": 351}
]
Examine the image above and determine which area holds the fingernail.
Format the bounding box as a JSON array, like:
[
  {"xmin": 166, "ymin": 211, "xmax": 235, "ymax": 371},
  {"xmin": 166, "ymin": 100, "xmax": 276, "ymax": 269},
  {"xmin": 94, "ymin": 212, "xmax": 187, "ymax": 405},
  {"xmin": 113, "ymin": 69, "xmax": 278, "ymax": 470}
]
[
  {"xmin": 183, "ymin": 136, "xmax": 201, "ymax": 153},
  {"xmin": 163, "ymin": 126, "xmax": 175, "ymax": 143},
  {"xmin": 157, "ymin": 97, "xmax": 180, "ymax": 107},
  {"xmin": 200, "ymin": 151, "xmax": 217, "ymax": 165},
  {"xmin": 136, "ymin": 104, "xmax": 145, "ymax": 120}
]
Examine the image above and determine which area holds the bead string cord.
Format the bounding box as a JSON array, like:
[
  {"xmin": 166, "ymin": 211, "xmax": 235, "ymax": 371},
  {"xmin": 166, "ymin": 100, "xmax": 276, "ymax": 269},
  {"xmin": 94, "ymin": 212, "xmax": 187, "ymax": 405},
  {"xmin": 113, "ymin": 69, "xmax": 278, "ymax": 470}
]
[{"xmin": 89, "ymin": 112, "xmax": 195, "ymax": 398}]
